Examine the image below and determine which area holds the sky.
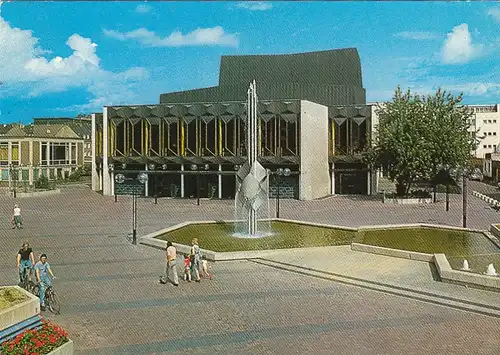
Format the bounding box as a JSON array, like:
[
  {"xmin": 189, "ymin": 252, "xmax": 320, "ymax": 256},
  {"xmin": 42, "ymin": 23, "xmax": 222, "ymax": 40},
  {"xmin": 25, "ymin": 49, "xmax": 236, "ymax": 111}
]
[{"xmin": 1, "ymin": 1, "xmax": 500, "ymax": 124}]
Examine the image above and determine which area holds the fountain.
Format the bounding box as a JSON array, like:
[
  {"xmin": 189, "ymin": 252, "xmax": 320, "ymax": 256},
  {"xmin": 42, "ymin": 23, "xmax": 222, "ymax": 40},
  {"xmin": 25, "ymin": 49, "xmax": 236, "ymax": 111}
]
[
  {"xmin": 234, "ymin": 80, "xmax": 272, "ymax": 238},
  {"xmin": 484, "ymin": 263, "xmax": 498, "ymax": 276},
  {"xmin": 461, "ymin": 259, "xmax": 470, "ymax": 271}
]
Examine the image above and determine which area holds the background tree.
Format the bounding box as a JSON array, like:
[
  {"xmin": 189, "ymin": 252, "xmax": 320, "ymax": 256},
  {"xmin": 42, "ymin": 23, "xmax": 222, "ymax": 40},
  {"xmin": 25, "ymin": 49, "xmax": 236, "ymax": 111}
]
[{"xmin": 365, "ymin": 86, "xmax": 474, "ymax": 196}]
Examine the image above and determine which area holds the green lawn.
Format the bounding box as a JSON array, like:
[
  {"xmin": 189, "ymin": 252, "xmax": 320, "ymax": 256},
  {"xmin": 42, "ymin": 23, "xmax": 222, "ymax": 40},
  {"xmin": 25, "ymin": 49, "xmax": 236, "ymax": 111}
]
[
  {"xmin": 0, "ymin": 287, "xmax": 27, "ymax": 311},
  {"xmin": 157, "ymin": 221, "xmax": 357, "ymax": 252}
]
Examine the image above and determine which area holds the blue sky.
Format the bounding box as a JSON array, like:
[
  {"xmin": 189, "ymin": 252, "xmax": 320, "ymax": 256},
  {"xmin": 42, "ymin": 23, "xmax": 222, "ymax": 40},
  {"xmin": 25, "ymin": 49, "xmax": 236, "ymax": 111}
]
[{"xmin": 1, "ymin": 1, "xmax": 500, "ymax": 124}]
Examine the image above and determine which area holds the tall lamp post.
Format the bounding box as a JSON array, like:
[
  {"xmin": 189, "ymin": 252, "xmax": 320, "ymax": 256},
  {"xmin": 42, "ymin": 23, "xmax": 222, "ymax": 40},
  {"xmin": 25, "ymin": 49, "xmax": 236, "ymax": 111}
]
[
  {"xmin": 114, "ymin": 171, "xmax": 149, "ymax": 245},
  {"xmin": 108, "ymin": 164, "xmax": 117, "ymax": 202},
  {"xmin": 190, "ymin": 164, "xmax": 209, "ymax": 205},
  {"xmin": 275, "ymin": 168, "xmax": 291, "ymax": 218},
  {"xmin": 462, "ymin": 168, "xmax": 470, "ymax": 228},
  {"xmin": 148, "ymin": 164, "xmax": 157, "ymax": 204},
  {"xmin": 9, "ymin": 164, "xmax": 21, "ymax": 198}
]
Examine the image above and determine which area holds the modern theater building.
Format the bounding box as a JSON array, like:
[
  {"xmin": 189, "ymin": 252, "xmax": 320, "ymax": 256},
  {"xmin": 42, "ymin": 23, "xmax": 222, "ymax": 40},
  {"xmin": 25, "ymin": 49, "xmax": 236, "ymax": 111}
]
[{"xmin": 92, "ymin": 48, "xmax": 379, "ymax": 200}]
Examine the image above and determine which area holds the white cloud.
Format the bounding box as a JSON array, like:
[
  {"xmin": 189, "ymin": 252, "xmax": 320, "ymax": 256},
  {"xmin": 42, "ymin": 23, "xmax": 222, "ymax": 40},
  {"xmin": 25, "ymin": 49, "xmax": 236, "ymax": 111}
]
[
  {"xmin": 393, "ymin": 31, "xmax": 439, "ymax": 40},
  {"xmin": 487, "ymin": 7, "xmax": 500, "ymax": 21},
  {"xmin": 441, "ymin": 23, "xmax": 483, "ymax": 64},
  {"xmin": 103, "ymin": 26, "xmax": 239, "ymax": 47},
  {"xmin": 135, "ymin": 4, "xmax": 152, "ymax": 14},
  {"xmin": 235, "ymin": 2, "xmax": 272, "ymax": 11},
  {"xmin": 0, "ymin": 14, "xmax": 150, "ymax": 110}
]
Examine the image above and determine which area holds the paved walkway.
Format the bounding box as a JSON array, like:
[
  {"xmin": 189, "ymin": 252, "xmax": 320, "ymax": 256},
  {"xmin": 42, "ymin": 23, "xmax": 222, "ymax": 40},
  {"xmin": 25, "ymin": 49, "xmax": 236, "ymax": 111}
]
[
  {"xmin": 246, "ymin": 246, "xmax": 500, "ymax": 310},
  {"xmin": 0, "ymin": 185, "xmax": 500, "ymax": 354}
]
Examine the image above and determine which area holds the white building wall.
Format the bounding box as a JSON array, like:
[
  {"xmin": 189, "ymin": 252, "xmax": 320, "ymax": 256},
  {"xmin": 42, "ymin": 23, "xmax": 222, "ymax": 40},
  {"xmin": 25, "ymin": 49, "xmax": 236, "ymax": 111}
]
[{"xmin": 468, "ymin": 104, "xmax": 500, "ymax": 158}]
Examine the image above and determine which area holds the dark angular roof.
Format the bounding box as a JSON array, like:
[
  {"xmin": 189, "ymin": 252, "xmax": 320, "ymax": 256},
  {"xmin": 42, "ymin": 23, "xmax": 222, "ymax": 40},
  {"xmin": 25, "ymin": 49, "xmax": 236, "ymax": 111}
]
[
  {"xmin": 160, "ymin": 48, "xmax": 366, "ymax": 107},
  {"xmin": 219, "ymin": 48, "xmax": 363, "ymax": 88}
]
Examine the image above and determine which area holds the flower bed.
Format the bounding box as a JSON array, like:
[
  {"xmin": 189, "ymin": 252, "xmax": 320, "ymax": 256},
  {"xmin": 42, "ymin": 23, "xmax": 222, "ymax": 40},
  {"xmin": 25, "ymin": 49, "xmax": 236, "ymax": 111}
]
[{"xmin": 1, "ymin": 318, "xmax": 69, "ymax": 355}]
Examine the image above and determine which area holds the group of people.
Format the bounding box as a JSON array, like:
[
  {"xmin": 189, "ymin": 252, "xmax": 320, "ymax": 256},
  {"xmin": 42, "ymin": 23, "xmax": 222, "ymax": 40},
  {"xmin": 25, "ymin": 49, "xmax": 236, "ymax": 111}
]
[
  {"xmin": 164, "ymin": 238, "xmax": 212, "ymax": 286},
  {"xmin": 16, "ymin": 243, "xmax": 56, "ymax": 311}
]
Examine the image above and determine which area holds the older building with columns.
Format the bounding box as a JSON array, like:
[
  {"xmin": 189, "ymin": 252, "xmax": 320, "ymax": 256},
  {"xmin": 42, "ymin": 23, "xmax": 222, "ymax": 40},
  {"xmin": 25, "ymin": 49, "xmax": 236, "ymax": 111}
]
[
  {"xmin": 92, "ymin": 48, "xmax": 379, "ymax": 199},
  {"xmin": 0, "ymin": 123, "xmax": 84, "ymax": 187}
]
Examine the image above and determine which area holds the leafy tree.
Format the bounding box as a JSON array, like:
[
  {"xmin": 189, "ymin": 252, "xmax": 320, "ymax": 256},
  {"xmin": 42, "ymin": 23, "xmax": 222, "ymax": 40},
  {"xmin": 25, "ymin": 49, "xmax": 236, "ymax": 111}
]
[{"xmin": 365, "ymin": 86, "xmax": 474, "ymax": 196}]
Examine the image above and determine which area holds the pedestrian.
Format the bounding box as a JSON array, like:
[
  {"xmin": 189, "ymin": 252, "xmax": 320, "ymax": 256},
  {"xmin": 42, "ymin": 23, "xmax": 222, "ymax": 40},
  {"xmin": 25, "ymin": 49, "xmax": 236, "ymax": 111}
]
[
  {"xmin": 183, "ymin": 254, "xmax": 191, "ymax": 282},
  {"xmin": 190, "ymin": 238, "xmax": 201, "ymax": 282},
  {"xmin": 12, "ymin": 204, "xmax": 22, "ymax": 229},
  {"xmin": 201, "ymin": 255, "xmax": 212, "ymax": 280},
  {"xmin": 165, "ymin": 241, "xmax": 179, "ymax": 286}
]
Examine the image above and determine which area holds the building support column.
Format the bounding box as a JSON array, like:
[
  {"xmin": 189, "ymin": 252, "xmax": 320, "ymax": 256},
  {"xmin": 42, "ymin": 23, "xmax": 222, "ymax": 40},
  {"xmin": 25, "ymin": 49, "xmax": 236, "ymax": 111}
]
[
  {"xmin": 99, "ymin": 163, "xmax": 103, "ymax": 191},
  {"xmin": 144, "ymin": 164, "xmax": 149, "ymax": 197},
  {"xmin": 45, "ymin": 143, "xmax": 50, "ymax": 179},
  {"xmin": 180, "ymin": 164, "xmax": 185, "ymax": 198},
  {"xmin": 330, "ymin": 163, "xmax": 335, "ymax": 195},
  {"xmin": 218, "ymin": 164, "xmax": 222, "ymax": 199},
  {"xmin": 91, "ymin": 113, "xmax": 99, "ymax": 191},
  {"xmin": 102, "ymin": 107, "xmax": 111, "ymax": 196},
  {"xmin": 29, "ymin": 141, "xmax": 33, "ymax": 185}
]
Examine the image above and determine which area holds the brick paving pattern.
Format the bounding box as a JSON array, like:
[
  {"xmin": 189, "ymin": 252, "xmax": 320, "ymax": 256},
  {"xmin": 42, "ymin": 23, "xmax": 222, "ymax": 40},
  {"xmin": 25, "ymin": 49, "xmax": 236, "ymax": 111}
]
[{"xmin": 0, "ymin": 185, "xmax": 499, "ymax": 354}]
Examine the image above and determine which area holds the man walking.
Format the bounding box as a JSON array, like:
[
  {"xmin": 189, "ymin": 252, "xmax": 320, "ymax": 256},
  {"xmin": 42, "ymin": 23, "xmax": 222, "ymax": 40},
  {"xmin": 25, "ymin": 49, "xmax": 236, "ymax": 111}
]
[{"xmin": 166, "ymin": 241, "xmax": 179, "ymax": 286}]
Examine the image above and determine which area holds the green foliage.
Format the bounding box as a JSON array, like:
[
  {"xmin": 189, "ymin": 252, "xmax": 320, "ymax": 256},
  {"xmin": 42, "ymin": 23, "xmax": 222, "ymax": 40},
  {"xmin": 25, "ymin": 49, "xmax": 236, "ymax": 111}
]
[
  {"xmin": 0, "ymin": 287, "xmax": 26, "ymax": 310},
  {"xmin": 34, "ymin": 175, "xmax": 50, "ymax": 190},
  {"xmin": 68, "ymin": 170, "xmax": 82, "ymax": 181},
  {"xmin": 365, "ymin": 86, "xmax": 474, "ymax": 196}
]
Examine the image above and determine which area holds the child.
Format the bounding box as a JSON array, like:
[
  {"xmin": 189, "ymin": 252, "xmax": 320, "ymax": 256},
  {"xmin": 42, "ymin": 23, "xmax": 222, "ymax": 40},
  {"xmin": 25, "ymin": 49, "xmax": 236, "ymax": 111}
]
[
  {"xmin": 183, "ymin": 254, "xmax": 191, "ymax": 282},
  {"xmin": 201, "ymin": 255, "xmax": 212, "ymax": 280}
]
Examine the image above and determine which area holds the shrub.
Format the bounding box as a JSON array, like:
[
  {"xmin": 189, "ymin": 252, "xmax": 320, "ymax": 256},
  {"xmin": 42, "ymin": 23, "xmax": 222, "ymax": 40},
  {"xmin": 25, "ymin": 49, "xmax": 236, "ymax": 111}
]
[
  {"xmin": 34, "ymin": 176, "xmax": 50, "ymax": 190},
  {"xmin": 0, "ymin": 318, "xmax": 69, "ymax": 355},
  {"xmin": 410, "ymin": 189, "xmax": 431, "ymax": 198},
  {"xmin": 67, "ymin": 170, "xmax": 82, "ymax": 181}
]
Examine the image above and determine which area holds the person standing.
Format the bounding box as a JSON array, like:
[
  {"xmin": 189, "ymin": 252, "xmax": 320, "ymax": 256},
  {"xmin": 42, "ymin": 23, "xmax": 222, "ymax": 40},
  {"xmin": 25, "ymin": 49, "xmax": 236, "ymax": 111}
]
[
  {"xmin": 34, "ymin": 254, "xmax": 56, "ymax": 311},
  {"xmin": 17, "ymin": 243, "xmax": 35, "ymax": 284},
  {"xmin": 166, "ymin": 241, "xmax": 179, "ymax": 286},
  {"xmin": 190, "ymin": 238, "xmax": 201, "ymax": 282}
]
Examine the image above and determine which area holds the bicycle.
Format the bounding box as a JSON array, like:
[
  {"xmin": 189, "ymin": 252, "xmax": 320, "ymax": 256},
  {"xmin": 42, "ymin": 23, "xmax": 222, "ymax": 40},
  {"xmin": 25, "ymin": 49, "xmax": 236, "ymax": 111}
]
[
  {"xmin": 18, "ymin": 266, "xmax": 36, "ymax": 293},
  {"xmin": 32, "ymin": 279, "xmax": 60, "ymax": 315}
]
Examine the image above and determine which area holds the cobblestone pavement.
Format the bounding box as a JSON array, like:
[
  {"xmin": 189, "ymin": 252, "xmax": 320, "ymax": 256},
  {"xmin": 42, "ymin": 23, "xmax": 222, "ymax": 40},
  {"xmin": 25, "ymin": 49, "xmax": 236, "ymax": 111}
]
[{"xmin": 0, "ymin": 186, "xmax": 500, "ymax": 354}]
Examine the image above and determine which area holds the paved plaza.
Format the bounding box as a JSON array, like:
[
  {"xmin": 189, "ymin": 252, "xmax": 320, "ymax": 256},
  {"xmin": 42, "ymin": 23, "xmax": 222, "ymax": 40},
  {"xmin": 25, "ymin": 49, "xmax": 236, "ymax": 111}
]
[{"xmin": 1, "ymin": 185, "xmax": 500, "ymax": 354}]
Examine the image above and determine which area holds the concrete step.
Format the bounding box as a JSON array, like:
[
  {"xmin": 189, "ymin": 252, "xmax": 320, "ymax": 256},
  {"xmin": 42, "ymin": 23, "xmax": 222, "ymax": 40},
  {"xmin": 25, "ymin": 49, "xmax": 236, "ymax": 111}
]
[{"xmin": 249, "ymin": 258, "xmax": 500, "ymax": 318}]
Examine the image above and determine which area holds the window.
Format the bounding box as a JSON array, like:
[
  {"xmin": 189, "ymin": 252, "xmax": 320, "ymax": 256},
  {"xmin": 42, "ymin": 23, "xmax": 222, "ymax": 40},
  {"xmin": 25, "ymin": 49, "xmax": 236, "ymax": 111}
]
[
  {"xmin": 484, "ymin": 120, "xmax": 488, "ymax": 124},
  {"xmin": 494, "ymin": 132, "xmax": 497, "ymax": 136},
  {"xmin": 488, "ymin": 132, "xmax": 492, "ymax": 135},
  {"xmin": 488, "ymin": 145, "xmax": 492, "ymax": 148},
  {"xmin": 484, "ymin": 145, "xmax": 487, "ymax": 148},
  {"xmin": 494, "ymin": 120, "xmax": 497, "ymax": 123},
  {"xmin": 0, "ymin": 143, "xmax": 8, "ymax": 166}
]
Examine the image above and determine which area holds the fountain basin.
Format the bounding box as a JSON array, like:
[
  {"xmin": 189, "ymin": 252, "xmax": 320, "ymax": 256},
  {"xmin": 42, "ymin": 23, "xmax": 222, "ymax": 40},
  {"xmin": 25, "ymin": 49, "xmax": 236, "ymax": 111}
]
[{"xmin": 153, "ymin": 220, "xmax": 357, "ymax": 253}]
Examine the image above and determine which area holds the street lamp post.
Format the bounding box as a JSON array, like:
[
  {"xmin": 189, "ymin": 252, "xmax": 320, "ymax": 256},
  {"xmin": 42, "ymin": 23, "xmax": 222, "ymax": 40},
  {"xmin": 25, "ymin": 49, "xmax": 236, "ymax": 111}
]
[
  {"xmin": 9, "ymin": 164, "xmax": 21, "ymax": 198},
  {"xmin": 463, "ymin": 169, "xmax": 469, "ymax": 228},
  {"xmin": 108, "ymin": 164, "xmax": 116, "ymax": 202},
  {"xmin": 148, "ymin": 164, "xmax": 157, "ymax": 204},
  {"xmin": 114, "ymin": 171, "xmax": 149, "ymax": 245},
  {"xmin": 275, "ymin": 168, "xmax": 291, "ymax": 218},
  {"xmin": 190, "ymin": 164, "xmax": 209, "ymax": 205}
]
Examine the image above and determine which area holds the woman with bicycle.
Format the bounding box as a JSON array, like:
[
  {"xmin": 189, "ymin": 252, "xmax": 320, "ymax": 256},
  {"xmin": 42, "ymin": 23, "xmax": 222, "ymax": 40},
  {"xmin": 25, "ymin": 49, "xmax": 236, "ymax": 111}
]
[
  {"xmin": 17, "ymin": 243, "xmax": 35, "ymax": 285},
  {"xmin": 35, "ymin": 254, "xmax": 56, "ymax": 311}
]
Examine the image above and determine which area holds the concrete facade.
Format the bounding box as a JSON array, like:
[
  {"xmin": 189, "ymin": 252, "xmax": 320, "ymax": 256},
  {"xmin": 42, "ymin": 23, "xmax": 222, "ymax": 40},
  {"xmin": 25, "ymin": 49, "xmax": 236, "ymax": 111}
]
[
  {"xmin": 468, "ymin": 104, "xmax": 500, "ymax": 158},
  {"xmin": 299, "ymin": 100, "xmax": 330, "ymax": 200}
]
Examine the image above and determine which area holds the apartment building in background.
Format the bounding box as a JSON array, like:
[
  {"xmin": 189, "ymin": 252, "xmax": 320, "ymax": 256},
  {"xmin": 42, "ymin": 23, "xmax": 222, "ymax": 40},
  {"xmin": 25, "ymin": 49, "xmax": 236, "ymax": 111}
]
[
  {"xmin": 467, "ymin": 104, "xmax": 500, "ymax": 158},
  {"xmin": 0, "ymin": 123, "xmax": 84, "ymax": 187}
]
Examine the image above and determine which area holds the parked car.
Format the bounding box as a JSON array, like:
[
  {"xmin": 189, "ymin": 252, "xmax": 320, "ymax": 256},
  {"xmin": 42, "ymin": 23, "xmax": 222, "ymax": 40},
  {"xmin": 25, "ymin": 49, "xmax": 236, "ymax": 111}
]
[{"xmin": 469, "ymin": 168, "xmax": 483, "ymax": 181}]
